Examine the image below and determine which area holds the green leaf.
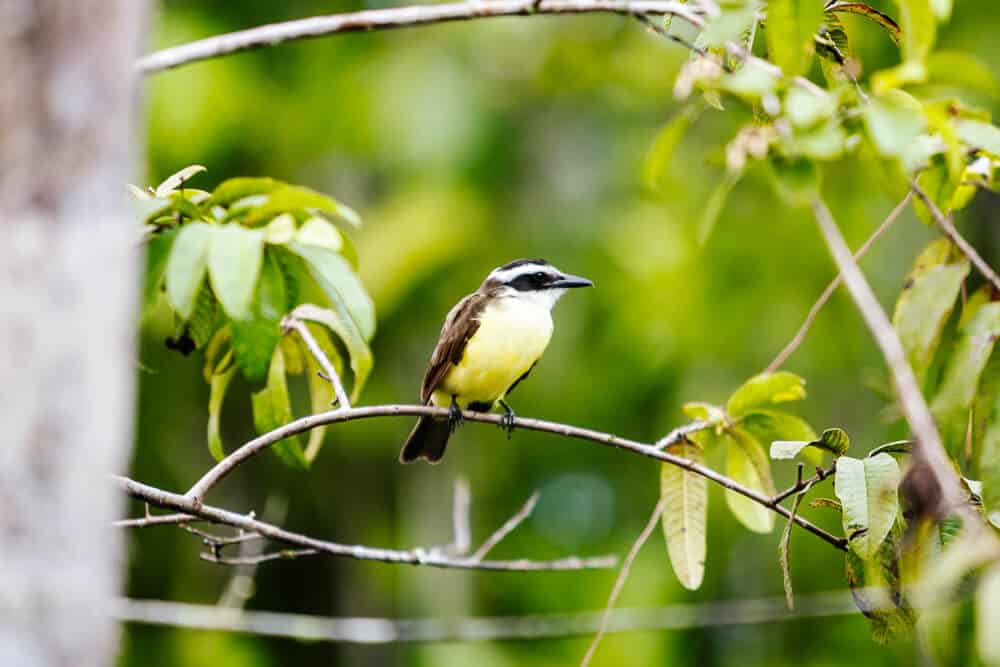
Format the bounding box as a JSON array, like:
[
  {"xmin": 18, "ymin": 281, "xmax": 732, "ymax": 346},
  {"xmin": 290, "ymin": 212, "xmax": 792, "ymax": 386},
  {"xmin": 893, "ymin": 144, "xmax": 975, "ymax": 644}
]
[
  {"xmin": 765, "ymin": 0, "xmax": 824, "ymax": 77},
  {"xmin": 892, "ymin": 240, "xmax": 970, "ymax": 385},
  {"xmin": 295, "ymin": 217, "xmax": 347, "ymax": 253},
  {"xmin": 826, "ymin": 2, "xmax": 901, "ymax": 44},
  {"xmin": 779, "ymin": 485, "xmax": 809, "ymax": 609},
  {"xmin": 703, "ymin": 3, "xmax": 757, "ymax": 48},
  {"xmin": 895, "ymin": 0, "xmax": 936, "ymax": 64},
  {"xmin": 242, "ymin": 184, "xmax": 361, "ymax": 228},
  {"xmin": 644, "ymin": 106, "xmax": 698, "ymax": 192},
  {"xmin": 263, "ymin": 213, "xmax": 297, "ymax": 245},
  {"xmin": 743, "ymin": 409, "xmax": 822, "ymax": 464},
  {"xmin": 864, "ymin": 92, "xmax": 927, "ymax": 160},
  {"xmin": 727, "ymin": 371, "xmax": 807, "ymax": 417},
  {"xmin": 955, "ymin": 119, "xmax": 1000, "ymax": 158},
  {"xmin": 724, "ymin": 428, "xmax": 776, "ymax": 533},
  {"xmin": 978, "ymin": 564, "xmax": 1000, "ymax": 665},
  {"xmin": 290, "ymin": 243, "xmax": 376, "ymax": 342},
  {"xmin": 187, "ymin": 285, "xmax": 219, "ymax": 349},
  {"xmin": 660, "ymin": 441, "xmax": 708, "ymax": 590},
  {"xmin": 231, "ymin": 317, "xmax": 281, "ymax": 383},
  {"xmin": 681, "ymin": 402, "xmax": 726, "ymax": 425},
  {"xmin": 207, "ymin": 357, "xmax": 235, "ymax": 462},
  {"xmin": 155, "ymin": 164, "xmax": 206, "ymax": 198},
  {"xmin": 980, "ymin": 395, "xmax": 1000, "ymax": 523},
  {"xmin": 143, "ymin": 230, "xmax": 177, "ymax": 305},
  {"xmin": 302, "ymin": 324, "xmax": 340, "ymax": 461},
  {"xmin": 202, "ymin": 326, "xmax": 231, "ymax": 383},
  {"xmin": 845, "ymin": 520, "xmax": 915, "ymax": 644},
  {"xmin": 720, "ymin": 66, "xmax": 781, "ymax": 98},
  {"xmin": 929, "ymin": 0, "xmax": 951, "ymax": 20},
  {"xmin": 785, "ymin": 88, "xmax": 837, "ymax": 130},
  {"xmin": 868, "ymin": 440, "xmax": 913, "ymax": 457},
  {"xmin": 768, "ymin": 156, "xmax": 819, "ymax": 208},
  {"xmin": 291, "ymin": 303, "xmax": 374, "ymax": 403},
  {"xmin": 208, "ymin": 177, "xmax": 279, "ymax": 207},
  {"xmin": 926, "ymin": 51, "xmax": 998, "ymax": 99},
  {"xmin": 165, "ymin": 222, "xmax": 213, "ymax": 320},
  {"xmin": 931, "ymin": 302, "xmax": 1000, "ymax": 420},
  {"xmin": 251, "ymin": 347, "xmax": 309, "ymax": 470},
  {"xmin": 771, "ymin": 427, "xmax": 849, "ymax": 460},
  {"xmin": 817, "ymin": 427, "xmax": 851, "ymax": 455},
  {"xmin": 207, "ymin": 224, "xmax": 265, "ymax": 320},
  {"xmin": 834, "ymin": 454, "xmax": 901, "ymax": 560},
  {"xmin": 697, "ymin": 171, "xmax": 739, "ymax": 246}
]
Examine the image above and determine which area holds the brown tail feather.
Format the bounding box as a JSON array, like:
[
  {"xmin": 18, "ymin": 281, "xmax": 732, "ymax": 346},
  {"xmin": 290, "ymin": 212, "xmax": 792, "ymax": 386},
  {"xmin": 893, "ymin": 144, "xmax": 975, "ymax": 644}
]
[{"xmin": 399, "ymin": 416, "xmax": 451, "ymax": 464}]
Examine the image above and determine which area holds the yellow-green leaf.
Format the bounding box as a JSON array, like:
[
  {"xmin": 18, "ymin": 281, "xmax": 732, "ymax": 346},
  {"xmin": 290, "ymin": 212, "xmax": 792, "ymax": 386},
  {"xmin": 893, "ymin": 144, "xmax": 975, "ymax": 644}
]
[
  {"xmin": 895, "ymin": 0, "xmax": 936, "ymax": 64},
  {"xmin": 208, "ymin": 224, "xmax": 265, "ymax": 320},
  {"xmin": 155, "ymin": 164, "xmax": 206, "ymax": 198},
  {"xmin": 660, "ymin": 441, "xmax": 708, "ymax": 590},
  {"xmin": 931, "ymin": 302, "xmax": 1000, "ymax": 421},
  {"xmin": 834, "ymin": 454, "xmax": 901, "ymax": 560},
  {"xmin": 765, "ymin": 0, "xmax": 824, "ymax": 77},
  {"xmin": 955, "ymin": 119, "xmax": 1000, "ymax": 158},
  {"xmin": 644, "ymin": 106, "xmax": 698, "ymax": 192},
  {"xmin": 207, "ymin": 356, "xmax": 235, "ymax": 462},
  {"xmin": 290, "ymin": 244, "xmax": 376, "ymax": 342},
  {"xmin": 165, "ymin": 222, "xmax": 213, "ymax": 320},
  {"xmin": 724, "ymin": 429, "xmax": 776, "ymax": 533},
  {"xmin": 979, "ymin": 564, "xmax": 1000, "ymax": 665},
  {"xmin": 291, "ymin": 303, "xmax": 374, "ymax": 403},
  {"xmin": 727, "ymin": 371, "xmax": 807, "ymax": 417},
  {"xmin": 251, "ymin": 347, "xmax": 308, "ymax": 470}
]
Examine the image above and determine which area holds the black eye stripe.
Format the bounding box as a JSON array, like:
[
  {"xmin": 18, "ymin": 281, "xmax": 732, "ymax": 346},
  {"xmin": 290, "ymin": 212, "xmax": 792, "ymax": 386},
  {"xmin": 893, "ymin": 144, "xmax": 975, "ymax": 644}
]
[{"xmin": 509, "ymin": 271, "xmax": 553, "ymax": 291}]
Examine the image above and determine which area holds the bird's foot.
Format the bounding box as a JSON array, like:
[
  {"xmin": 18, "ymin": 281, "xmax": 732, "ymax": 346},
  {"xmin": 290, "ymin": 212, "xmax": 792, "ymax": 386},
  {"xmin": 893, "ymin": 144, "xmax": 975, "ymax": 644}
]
[
  {"xmin": 498, "ymin": 400, "xmax": 516, "ymax": 440},
  {"xmin": 448, "ymin": 396, "xmax": 464, "ymax": 434}
]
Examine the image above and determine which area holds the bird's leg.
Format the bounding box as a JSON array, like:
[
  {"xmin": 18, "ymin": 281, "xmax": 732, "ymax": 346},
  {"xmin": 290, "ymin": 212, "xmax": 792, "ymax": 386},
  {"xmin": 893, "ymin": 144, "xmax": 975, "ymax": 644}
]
[
  {"xmin": 498, "ymin": 400, "xmax": 516, "ymax": 440},
  {"xmin": 448, "ymin": 395, "xmax": 464, "ymax": 433}
]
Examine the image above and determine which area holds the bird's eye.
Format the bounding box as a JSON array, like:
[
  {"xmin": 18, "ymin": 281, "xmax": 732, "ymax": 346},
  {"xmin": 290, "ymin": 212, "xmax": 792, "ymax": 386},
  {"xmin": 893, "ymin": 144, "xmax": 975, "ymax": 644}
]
[{"xmin": 533, "ymin": 272, "xmax": 547, "ymax": 280}]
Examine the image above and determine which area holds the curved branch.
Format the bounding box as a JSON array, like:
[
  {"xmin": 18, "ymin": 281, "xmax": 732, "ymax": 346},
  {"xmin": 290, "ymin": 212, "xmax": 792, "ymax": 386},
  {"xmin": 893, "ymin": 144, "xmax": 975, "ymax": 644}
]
[
  {"xmin": 137, "ymin": 0, "xmax": 706, "ymax": 74},
  {"xmin": 181, "ymin": 404, "xmax": 846, "ymax": 550},
  {"xmin": 117, "ymin": 476, "xmax": 616, "ymax": 572}
]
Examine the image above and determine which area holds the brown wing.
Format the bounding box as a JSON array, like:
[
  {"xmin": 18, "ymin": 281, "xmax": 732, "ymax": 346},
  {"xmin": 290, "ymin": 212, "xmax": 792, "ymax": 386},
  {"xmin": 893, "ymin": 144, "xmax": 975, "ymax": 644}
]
[{"xmin": 420, "ymin": 292, "xmax": 489, "ymax": 403}]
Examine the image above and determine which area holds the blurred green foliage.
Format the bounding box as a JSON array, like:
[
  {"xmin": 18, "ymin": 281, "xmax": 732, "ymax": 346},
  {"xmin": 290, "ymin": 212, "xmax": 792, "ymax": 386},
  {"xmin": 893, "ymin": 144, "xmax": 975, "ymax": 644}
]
[{"xmin": 124, "ymin": 0, "xmax": 1000, "ymax": 665}]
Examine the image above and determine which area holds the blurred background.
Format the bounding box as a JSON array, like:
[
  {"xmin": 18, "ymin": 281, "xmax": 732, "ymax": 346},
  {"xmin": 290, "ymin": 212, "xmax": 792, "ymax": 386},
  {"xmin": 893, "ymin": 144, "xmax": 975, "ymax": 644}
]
[{"xmin": 123, "ymin": 1, "xmax": 1000, "ymax": 664}]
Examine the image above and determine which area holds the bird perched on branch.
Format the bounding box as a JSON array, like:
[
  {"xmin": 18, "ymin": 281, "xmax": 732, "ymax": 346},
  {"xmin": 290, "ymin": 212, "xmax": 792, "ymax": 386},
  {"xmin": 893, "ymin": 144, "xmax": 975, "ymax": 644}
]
[{"xmin": 399, "ymin": 259, "xmax": 593, "ymax": 464}]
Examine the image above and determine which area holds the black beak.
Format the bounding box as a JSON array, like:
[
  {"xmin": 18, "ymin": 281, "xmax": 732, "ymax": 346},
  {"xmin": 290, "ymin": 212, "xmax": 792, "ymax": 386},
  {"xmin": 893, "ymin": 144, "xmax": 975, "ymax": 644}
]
[{"xmin": 552, "ymin": 273, "xmax": 594, "ymax": 289}]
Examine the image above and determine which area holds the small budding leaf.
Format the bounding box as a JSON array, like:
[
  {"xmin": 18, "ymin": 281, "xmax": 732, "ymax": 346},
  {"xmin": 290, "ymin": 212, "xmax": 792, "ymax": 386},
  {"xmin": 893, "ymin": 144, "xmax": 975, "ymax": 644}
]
[
  {"xmin": 834, "ymin": 454, "xmax": 901, "ymax": 560},
  {"xmin": 155, "ymin": 164, "xmax": 206, "ymax": 198},
  {"xmin": 660, "ymin": 441, "xmax": 708, "ymax": 590}
]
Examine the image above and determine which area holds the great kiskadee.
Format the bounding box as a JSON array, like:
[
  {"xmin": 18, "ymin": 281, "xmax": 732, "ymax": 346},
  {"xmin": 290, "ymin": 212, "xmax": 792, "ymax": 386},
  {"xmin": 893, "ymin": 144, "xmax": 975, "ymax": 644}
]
[{"xmin": 399, "ymin": 259, "xmax": 593, "ymax": 464}]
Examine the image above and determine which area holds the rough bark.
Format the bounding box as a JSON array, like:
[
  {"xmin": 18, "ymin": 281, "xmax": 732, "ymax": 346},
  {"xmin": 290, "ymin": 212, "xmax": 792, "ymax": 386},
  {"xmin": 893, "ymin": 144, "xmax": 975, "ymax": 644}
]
[{"xmin": 0, "ymin": 3, "xmax": 146, "ymax": 665}]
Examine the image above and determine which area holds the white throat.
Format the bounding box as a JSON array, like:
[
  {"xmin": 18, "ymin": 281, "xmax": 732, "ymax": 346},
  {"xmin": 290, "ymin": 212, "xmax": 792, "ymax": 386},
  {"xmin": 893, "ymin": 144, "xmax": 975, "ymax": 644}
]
[{"xmin": 501, "ymin": 286, "xmax": 567, "ymax": 311}]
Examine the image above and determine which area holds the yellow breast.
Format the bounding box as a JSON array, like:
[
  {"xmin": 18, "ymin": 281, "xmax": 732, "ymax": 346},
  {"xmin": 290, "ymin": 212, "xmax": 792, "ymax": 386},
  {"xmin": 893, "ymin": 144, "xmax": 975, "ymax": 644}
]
[{"xmin": 435, "ymin": 297, "xmax": 554, "ymax": 407}]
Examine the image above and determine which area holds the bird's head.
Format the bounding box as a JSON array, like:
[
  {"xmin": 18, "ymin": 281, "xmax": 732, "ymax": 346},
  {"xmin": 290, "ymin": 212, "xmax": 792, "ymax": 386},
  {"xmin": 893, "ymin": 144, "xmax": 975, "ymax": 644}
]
[{"xmin": 482, "ymin": 258, "xmax": 593, "ymax": 309}]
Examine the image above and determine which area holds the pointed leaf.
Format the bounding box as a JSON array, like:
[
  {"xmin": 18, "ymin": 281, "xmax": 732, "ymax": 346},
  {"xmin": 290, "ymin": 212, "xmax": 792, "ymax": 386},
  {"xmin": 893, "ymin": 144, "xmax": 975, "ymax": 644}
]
[
  {"xmin": 264, "ymin": 213, "xmax": 297, "ymax": 245},
  {"xmin": 835, "ymin": 454, "xmax": 901, "ymax": 560},
  {"xmin": 231, "ymin": 317, "xmax": 281, "ymax": 383},
  {"xmin": 290, "ymin": 244, "xmax": 376, "ymax": 342},
  {"xmin": 895, "ymin": 0, "xmax": 936, "ymax": 64},
  {"xmin": 208, "ymin": 177, "xmax": 279, "ymax": 207},
  {"xmin": 143, "ymin": 230, "xmax": 177, "ymax": 305},
  {"xmin": 724, "ymin": 429, "xmax": 776, "ymax": 533},
  {"xmin": 727, "ymin": 371, "xmax": 807, "ymax": 417},
  {"xmin": 893, "ymin": 240, "xmax": 970, "ymax": 385},
  {"xmin": 660, "ymin": 441, "xmax": 708, "ymax": 590},
  {"xmin": 165, "ymin": 222, "xmax": 213, "ymax": 320},
  {"xmin": 644, "ymin": 106, "xmax": 698, "ymax": 192},
  {"xmin": 207, "ymin": 358, "xmax": 235, "ymax": 462},
  {"xmin": 931, "ymin": 302, "xmax": 1000, "ymax": 420},
  {"xmin": 955, "ymin": 119, "xmax": 1000, "ymax": 158},
  {"xmin": 155, "ymin": 164, "xmax": 206, "ymax": 198},
  {"xmin": 765, "ymin": 0, "xmax": 824, "ymax": 77},
  {"xmin": 295, "ymin": 217, "xmax": 346, "ymax": 253},
  {"xmin": 291, "ymin": 304, "xmax": 373, "ymax": 403},
  {"xmin": 864, "ymin": 92, "xmax": 927, "ymax": 160},
  {"xmin": 697, "ymin": 171, "xmax": 739, "ymax": 246},
  {"xmin": 744, "ymin": 409, "xmax": 822, "ymax": 464},
  {"xmin": 826, "ymin": 2, "xmax": 901, "ymax": 44},
  {"xmin": 251, "ymin": 347, "xmax": 309, "ymax": 470},
  {"xmin": 208, "ymin": 224, "xmax": 264, "ymax": 320},
  {"xmin": 681, "ymin": 402, "xmax": 726, "ymax": 425},
  {"xmin": 868, "ymin": 440, "xmax": 912, "ymax": 457}
]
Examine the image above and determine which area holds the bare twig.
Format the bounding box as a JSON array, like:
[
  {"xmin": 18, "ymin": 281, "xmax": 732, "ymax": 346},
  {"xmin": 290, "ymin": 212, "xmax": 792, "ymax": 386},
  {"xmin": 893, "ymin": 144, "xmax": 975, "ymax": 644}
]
[
  {"xmin": 470, "ymin": 491, "xmax": 540, "ymax": 561},
  {"xmin": 203, "ymin": 549, "xmax": 318, "ymax": 566},
  {"xmin": 137, "ymin": 0, "xmax": 706, "ymax": 74},
  {"xmin": 653, "ymin": 420, "xmax": 710, "ymax": 450},
  {"xmin": 117, "ymin": 476, "xmax": 616, "ymax": 572},
  {"xmin": 580, "ymin": 500, "xmax": 666, "ymax": 667},
  {"xmin": 282, "ymin": 315, "xmax": 351, "ymax": 410},
  {"xmin": 177, "ymin": 403, "xmax": 846, "ymax": 550},
  {"xmin": 765, "ymin": 193, "xmax": 911, "ymax": 373},
  {"xmin": 113, "ymin": 511, "xmax": 194, "ymax": 528},
  {"xmin": 632, "ymin": 13, "xmax": 709, "ymax": 58},
  {"xmin": 771, "ymin": 464, "xmax": 836, "ymax": 505},
  {"xmin": 911, "ymin": 182, "xmax": 1000, "ymax": 293},
  {"xmin": 114, "ymin": 589, "xmax": 870, "ymax": 644},
  {"xmin": 810, "ymin": 198, "xmax": 970, "ymax": 517}
]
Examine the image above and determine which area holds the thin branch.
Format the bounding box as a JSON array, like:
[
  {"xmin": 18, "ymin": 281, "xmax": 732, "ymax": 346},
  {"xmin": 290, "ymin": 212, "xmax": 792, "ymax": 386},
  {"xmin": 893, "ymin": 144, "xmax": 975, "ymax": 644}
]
[
  {"xmin": 470, "ymin": 491, "xmax": 540, "ymax": 561},
  {"xmin": 113, "ymin": 512, "xmax": 195, "ymax": 528},
  {"xmin": 137, "ymin": 0, "xmax": 706, "ymax": 74},
  {"xmin": 178, "ymin": 403, "xmax": 846, "ymax": 550},
  {"xmin": 203, "ymin": 549, "xmax": 318, "ymax": 566},
  {"xmin": 810, "ymin": 198, "xmax": 971, "ymax": 517},
  {"xmin": 116, "ymin": 476, "xmax": 616, "ymax": 572},
  {"xmin": 911, "ymin": 182, "xmax": 1000, "ymax": 293},
  {"xmin": 580, "ymin": 500, "xmax": 665, "ymax": 667},
  {"xmin": 765, "ymin": 192, "xmax": 911, "ymax": 373},
  {"xmin": 632, "ymin": 13, "xmax": 708, "ymax": 57},
  {"xmin": 282, "ymin": 315, "xmax": 351, "ymax": 410},
  {"xmin": 114, "ymin": 589, "xmax": 869, "ymax": 644},
  {"xmin": 771, "ymin": 464, "xmax": 836, "ymax": 505},
  {"xmin": 653, "ymin": 420, "xmax": 710, "ymax": 450}
]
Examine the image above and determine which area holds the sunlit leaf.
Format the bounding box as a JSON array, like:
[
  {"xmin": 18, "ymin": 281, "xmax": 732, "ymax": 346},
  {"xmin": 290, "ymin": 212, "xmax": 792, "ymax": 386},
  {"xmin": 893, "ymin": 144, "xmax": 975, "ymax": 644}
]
[
  {"xmin": 207, "ymin": 224, "xmax": 265, "ymax": 320},
  {"xmin": 826, "ymin": 2, "xmax": 901, "ymax": 44},
  {"xmin": 955, "ymin": 119, "xmax": 1000, "ymax": 158},
  {"xmin": 835, "ymin": 454, "xmax": 901, "ymax": 560},
  {"xmin": 892, "ymin": 239, "xmax": 970, "ymax": 385},
  {"xmin": 980, "ymin": 395, "xmax": 1000, "ymax": 522},
  {"xmin": 697, "ymin": 171, "xmax": 740, "ymax": 246},
  {"xmin": 864, "ymin": 92, "xmax": 927, "ymax": 160},
  {"xmin": 295, "ymin": 217, "xmax": 345, "ymax": 253},
  {"xmin": 644, "ymin": 106, "xmax": 698, "ymax": 192},
  {"xmin": 155, "ymin": 164, "xmax": 206, "ymax": 198},
  {"xmin": 703, "ymin": 3, "xmax": 757, "ymax": 48},
  {"xmin": 931, "ymin": 302, "xmax": 1000, "ymax": 421},
  {"xmin": 242, "ymin": 184, "xmax": 361, "ymax": 228},
  {"xmin": 251, "ymin": 346, "xmax": 309, "ymax": 470},
  {"xmin": 727, "ymin": 371, "xmax": 807, "ymax": 417},
  {"xmin": 660, "ymin": 440, "xmax": 708, "ymax": 590},
  {"xmin": 208, "ymin": 177, "xmax": 280, "ymax": 207},
  {"xmin": 165, "ymin": 222, "xmax": 213, "ymax": 320},
  {"xmin": 929, "ymin": 0, "xmax": 952, "ymax": 21},
  {"xmin": 290, "ymin": 243, "xmax": 376, "ymax": 342},
  {"xmin": 207, "ymin": 355, "xmax": 235, "ymax": 462},
  {"xmin": 291, "ymin": 303, "xmax": 374, "ymax": 403},
  {"xmin": 724, "ymin": 428, "xmax": 776, "ymax": 533},
  {"xmin": 895, "ymin": 0, "xmax": 936, "ymax": 64},
  {"xmin": 785, "ymin": 88, "xmax": 837, "ymax": 130},
  {"xmin": 143, "ymin": 229, "xmax": 177, "ymax": 306},
  {"xmin": 765, "ymin": 0, "xmax": 824, "ymax": 77},
  {"xmin": 926, "ymin": 51, "xmax": 998, "ymax": 99},
  {"xmin": 771, "ymin": 427, "xmax": 849, "ymax": 460},
  {"xmin": 682, "ymin": 402, "xmax": 726, "ymax": 425},
  {"xmin": 264, "ymin": 213, "xmax": 297, "ymax": 245}
]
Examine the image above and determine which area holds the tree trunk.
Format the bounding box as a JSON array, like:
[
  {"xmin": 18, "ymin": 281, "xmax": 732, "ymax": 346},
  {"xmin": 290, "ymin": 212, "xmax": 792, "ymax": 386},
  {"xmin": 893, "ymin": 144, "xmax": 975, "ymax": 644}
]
[{"xmin": 0, "ymin": 3, "xmax": 146, "ymax": 665}]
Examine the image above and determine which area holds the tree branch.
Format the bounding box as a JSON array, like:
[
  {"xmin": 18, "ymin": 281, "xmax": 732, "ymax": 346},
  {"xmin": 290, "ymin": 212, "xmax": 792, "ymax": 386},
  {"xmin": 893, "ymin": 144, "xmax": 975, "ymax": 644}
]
[
  {"xmin": 910, "ymin": 182, "xmax": 1000, "ymax": 293},
  {"xmin": 765, "ymin": 193, "xmax": 911, "ymax": 373},
  {"xmin": 136, "ymin": 0, "xmax": 706, "ymax": 74},
  {"xmin": 176, "ymin": 403, "xmax": 846, "ymax": 550},
  {"xmin": 470, "ymin": 491, "xmax": 540, "ymax": 561},
  {"xmin": 282, "ymin": 315, "xmax": 351, "ymax": 409},
  {"xmin": 117, "ymin": 476, "xmax": 615, "ymax": 572}
]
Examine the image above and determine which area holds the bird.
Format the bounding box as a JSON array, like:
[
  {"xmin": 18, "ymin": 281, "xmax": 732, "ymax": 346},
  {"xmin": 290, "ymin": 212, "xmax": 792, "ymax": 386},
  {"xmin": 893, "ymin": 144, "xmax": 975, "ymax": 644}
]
[{"xmin": 399, "ymin": 258, "xmax": 593, "ymax": 464}]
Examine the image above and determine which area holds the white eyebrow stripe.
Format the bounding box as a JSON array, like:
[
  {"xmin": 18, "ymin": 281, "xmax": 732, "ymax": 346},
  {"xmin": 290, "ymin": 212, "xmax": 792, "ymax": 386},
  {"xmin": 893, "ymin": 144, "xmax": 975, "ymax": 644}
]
[{"xmin": 488, "ymin": 264, "xmax": 559, "ymax": 283}]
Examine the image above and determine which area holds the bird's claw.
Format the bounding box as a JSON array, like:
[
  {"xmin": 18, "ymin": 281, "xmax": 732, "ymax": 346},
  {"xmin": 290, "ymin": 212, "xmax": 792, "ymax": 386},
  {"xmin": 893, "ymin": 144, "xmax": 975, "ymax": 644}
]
[
  {"xmin": 448, "ymin": 397, "xmax": 464, "ymax": 434},
  {"xmin": 498, "ymin": 400, "xmax": 516, "ymax": 440}
]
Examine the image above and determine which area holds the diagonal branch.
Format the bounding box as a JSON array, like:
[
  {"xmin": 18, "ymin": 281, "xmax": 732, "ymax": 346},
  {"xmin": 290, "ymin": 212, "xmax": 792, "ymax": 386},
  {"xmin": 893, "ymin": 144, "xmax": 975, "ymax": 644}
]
[
  {"xmin": 910, "ymin": 183, "xmax": 1000, "ymax": 293},
  {"xmin": 117, "ymin": 476, "xmax": 616, "ymax": 572},
  {"xmin": 470, "ymin": 491, "xmax": 540, "ymax": 561},
  {"xmin": 282, "ymin": 315, "xmax": 351, "ymax": 410},
  {"xmin": 137, "ymin": 0, "xmax": 706, "ymax": 74},
  {"xmin": 175, "ymin": 404, "xmax": 846, "ymax": 550}
]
